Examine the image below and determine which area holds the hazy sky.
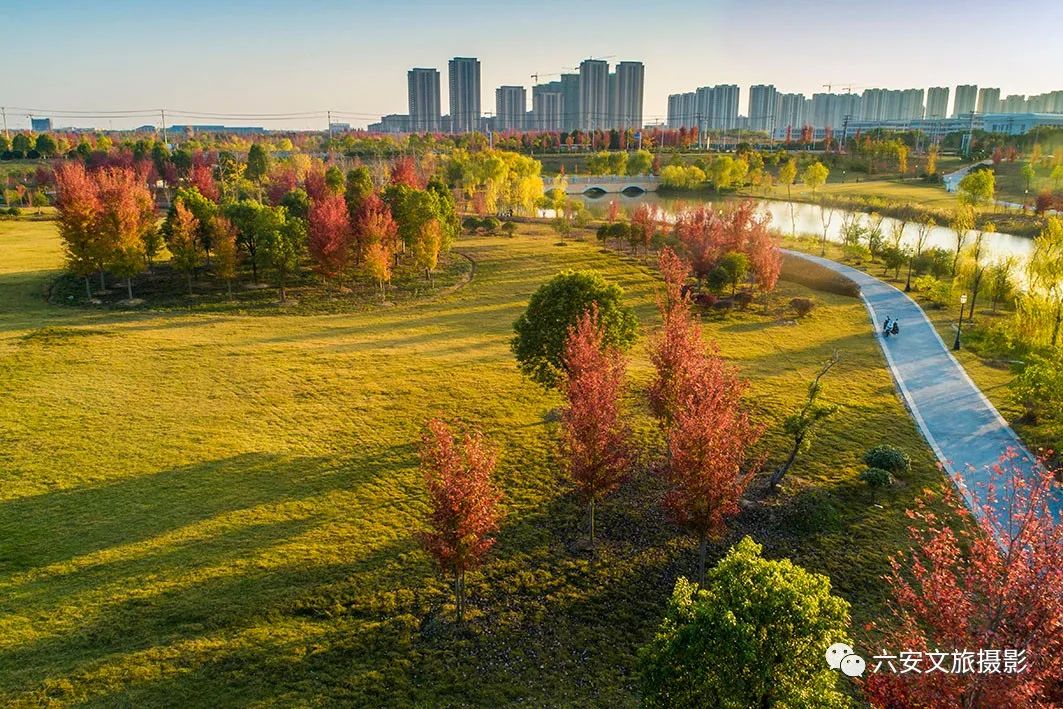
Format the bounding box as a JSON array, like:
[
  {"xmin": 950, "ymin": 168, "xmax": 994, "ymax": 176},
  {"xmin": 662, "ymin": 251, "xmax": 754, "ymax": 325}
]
[{"xmin": 3, "ymin": 0, "xmax": 1061, "ymax": 130}]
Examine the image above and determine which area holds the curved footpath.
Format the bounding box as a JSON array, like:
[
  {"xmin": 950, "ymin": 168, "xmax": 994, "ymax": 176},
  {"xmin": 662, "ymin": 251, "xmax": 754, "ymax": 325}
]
[{"xmin": 785, "ymin": 250, "xmax": 1062, "ymax": 522}]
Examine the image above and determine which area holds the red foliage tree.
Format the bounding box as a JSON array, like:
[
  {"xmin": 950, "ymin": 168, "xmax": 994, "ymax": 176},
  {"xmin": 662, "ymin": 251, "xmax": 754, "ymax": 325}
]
[
  {"xmin": 54, "ymin": 162, "xmax": 104, "ymax": 298},
  {"xmin": 660, "ymin": 350, "xmax": 762, "ymax": 586},
  {"xmin": 308, "ymin": 194, "xmax": 353, "ymax": 279},
  {"xmin": 630, "ymin": 204, "xmax": 660, "ymax": 256},
  {"xmin": 674, "ymin": 206, "xmax": 730, "ymax": 280},
  {"xmin": 418, "ymin": 419, "xmax": 503, "ymax": 623},
  {"xmin": 863, "ymin": 452, "xmax": 1063, "ymax": 708},
  {"xmin": 353, "ymin": 192, "xmax": 398, "ymax": 265},
  {"xmin": 266, "ymin": 168, "xmax": 299, "ymax": 205},
  {"xmin": 649, "ymin": 248, "xmax": 703, "ymax": 420},
  {"xmin": 560, "ymin": 305, "xmax": 631, "ymax": 548},
  {"xmin": 189, "ymin": 164, "xmax": 219, "ymax": 202},
  {"xmin": 304, "ymin": 168, "xmax": 328, "ymax": 202},
  {"xmin": 650, "ymin": 247, "xmax": 763, "ymax": 583},
  {"xmin": 390, "ymin": 156, "xmax": 423, "ymax": 188}
]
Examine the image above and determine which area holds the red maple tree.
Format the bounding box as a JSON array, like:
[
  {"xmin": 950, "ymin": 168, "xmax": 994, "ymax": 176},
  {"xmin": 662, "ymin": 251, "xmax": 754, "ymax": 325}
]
[
  {"xmin": 54, "ymin": 162, "xmax": 104, "ymax": 297},
  {"xmin": 560, "ymin": 305, "xmax": 631, "ymax": 549},
  {"xmin": 418, "ymin": 419, "xmax": 503, "ymax": 623},
  {"xmin": 308, "ymin": 194, "xmax": 353, "ymax": 279},
  {"xmin": 649, "ymin": 247, "xmax": 763, "ymax": 583},
  {"xmin": 863, "ymin": 452, "xmax": 1063, "ymax": 708},
  {"xmin": 390, "ymin": 156, "xmax": 423, "ymax": 188},
  {"xmin": 189, "ymin": 164, "xmax": 219, "ymax": 202},
  {"xmin": 353, "ymin": 193, "xmax": 398, "ymax": 265},
  {"xmin": 648, "ymin": 248, "xmax": 705, "ymax": 421}
]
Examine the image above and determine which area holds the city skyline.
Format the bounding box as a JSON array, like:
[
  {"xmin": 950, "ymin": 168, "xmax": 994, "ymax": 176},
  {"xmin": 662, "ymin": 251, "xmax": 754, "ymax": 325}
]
[{"xmin": 3, "ymin": 0, "xmax": 1061, "ymax": 131}]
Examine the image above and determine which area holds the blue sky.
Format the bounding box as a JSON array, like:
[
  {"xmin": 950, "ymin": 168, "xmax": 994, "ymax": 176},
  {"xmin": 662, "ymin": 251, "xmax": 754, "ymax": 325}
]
[{"xmin": 3, "ymin": 0, "xmax": 1061, "ymax": 130}]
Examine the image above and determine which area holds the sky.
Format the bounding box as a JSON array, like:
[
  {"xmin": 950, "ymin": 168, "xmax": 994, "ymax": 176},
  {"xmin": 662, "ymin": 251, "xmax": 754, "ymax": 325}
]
[{"xmin": 2, "ymin": 0, "xmax": 1061, "ymax": 131}]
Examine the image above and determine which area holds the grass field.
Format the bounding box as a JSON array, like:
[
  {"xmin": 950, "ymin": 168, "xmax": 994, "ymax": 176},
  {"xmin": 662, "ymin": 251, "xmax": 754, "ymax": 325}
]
[{"xmin": 0, "ymin": 220, "xmax": 951, "ymax": 706}]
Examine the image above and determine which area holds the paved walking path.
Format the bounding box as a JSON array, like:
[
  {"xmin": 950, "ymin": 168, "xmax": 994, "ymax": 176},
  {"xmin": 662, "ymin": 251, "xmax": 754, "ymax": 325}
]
[{"xmin": 785, "ymin": 250, "xmax": 1062, "ymax": 522}]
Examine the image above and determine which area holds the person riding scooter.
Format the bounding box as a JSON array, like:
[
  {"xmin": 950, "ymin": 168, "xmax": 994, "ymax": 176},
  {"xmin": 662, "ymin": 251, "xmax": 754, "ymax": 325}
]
[{"xmin": 883, "ymin": 316, "xmax": 893, "ymax": 338}]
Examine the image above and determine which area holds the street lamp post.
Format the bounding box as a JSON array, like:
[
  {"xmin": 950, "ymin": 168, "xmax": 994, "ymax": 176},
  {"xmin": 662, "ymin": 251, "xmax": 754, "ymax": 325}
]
[{"xmin": 953, "ymin": 293, "xmax": 969, "ymax": 350}]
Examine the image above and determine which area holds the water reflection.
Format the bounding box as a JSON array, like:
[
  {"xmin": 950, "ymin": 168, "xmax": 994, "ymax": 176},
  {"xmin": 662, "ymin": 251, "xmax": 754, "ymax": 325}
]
[{"xmin": 572, "ymin": 192, "xmax": 1034, "ymax": 268}]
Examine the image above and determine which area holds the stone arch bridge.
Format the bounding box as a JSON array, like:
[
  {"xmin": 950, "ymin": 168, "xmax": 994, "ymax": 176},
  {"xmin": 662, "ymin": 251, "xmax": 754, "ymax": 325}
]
[{"xmin": 563, "ymin": 175, "xmax": 661, "ymax": 195}]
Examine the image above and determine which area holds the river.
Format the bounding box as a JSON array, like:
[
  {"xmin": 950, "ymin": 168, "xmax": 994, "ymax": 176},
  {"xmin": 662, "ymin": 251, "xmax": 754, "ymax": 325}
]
[{"xmin": 572, "ymin": 192, "xmax": 1035, "ymax": 268}]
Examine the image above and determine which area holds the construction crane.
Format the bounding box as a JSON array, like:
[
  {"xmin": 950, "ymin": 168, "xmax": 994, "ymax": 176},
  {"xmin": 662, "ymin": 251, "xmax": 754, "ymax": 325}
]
[
  {"xmin": 822, "ymin": 83, "xmax": 865, "ymax": 94},
  {"xmin": 530, "ymin": 72, "xmax": 560, "ymax": 84}
]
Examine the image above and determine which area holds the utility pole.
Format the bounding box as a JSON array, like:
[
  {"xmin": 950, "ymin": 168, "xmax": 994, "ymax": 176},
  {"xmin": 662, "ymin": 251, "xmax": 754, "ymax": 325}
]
[
  {"xmin": 963, "ymin": 111, "xmax": 976, "ymax": 158},
  {"xmin": 1, "ymin": 107, "xmax": 8, "ymax": 140},
  {"xmin": 160, "ymin": 108, "xmax": 168, "ymax": 147}
]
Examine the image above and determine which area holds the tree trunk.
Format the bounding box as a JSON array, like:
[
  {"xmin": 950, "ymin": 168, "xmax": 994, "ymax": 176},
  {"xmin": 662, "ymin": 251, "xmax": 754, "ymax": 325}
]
[
  {"xmin": 126, "ymin": 278, "xmax": 133, "ymax": 300},
  {"xmin": 454, "ymin": 571, "xmax": 464, "ymax": 624},
  {"xmin": 1053, "ymin": 302, "xmax": 1061, "ymax": 349},
  {"xmin": 226, "ymin": 279, "xmax": 233, "ymax": 299},
  {"xmin": 968, "ymin": 280, "xmax": 981, "ymax": 322},
  {"xmin": 84, "ymin": 276, "xmax": 92, "ymax": 300},
  {"xmin": 787, "ymin": 186, "xmax": 795, "ymax": 237},
  {"xmin": 698, "ymin": 533, "xmax": 708, "ymax": 587},
  {"xmin": 770, "ymin": 441, "xmax": 801, "ymax": 490},
  {"xmin": 279, "ymin": 283, "xmax": 287, "ymax": 303},
  {"xmin": 99, "ymin": 270, "xmax": 106, "ymax": 290},
  {"xmin": 904, "ymin": 261, "xmax": 913, "ymax": 292},
  {"xmin": 187, "ymin": 273, "xmax": 193, "ymax": 295},
  {"xmin": 589, "ymin": 497, "xmax": 596, "ymax": 550}
]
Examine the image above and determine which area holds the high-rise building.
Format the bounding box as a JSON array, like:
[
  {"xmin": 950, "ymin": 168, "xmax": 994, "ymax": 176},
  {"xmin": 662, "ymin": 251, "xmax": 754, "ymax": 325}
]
[
  {"xmin": 747, "ymin": 84, "xmax": 778, "ymax": 132},
  {"xmin": 578, "ymin": 59, "xmax": 609, "ymax": 130},
  {"xmin": 899, "ymin": 88, "xmax": 925, "ymax": 120},
  {"xmin": 667, "ymin": 92, "xmax": 697, "ymax": 128},
  {"xmin": 953, "ymin": 84, "xmax": 978, "ymax": 117},
  {"xmin": 408, "ymin": 68, "xmax": 441, "ymax": 132},
  {"xmin": 810, "ymin": 92, "xmax": 859, "ymax": 129},
  {"xmin": 559, "ymin": 73, "xmax": 580, "ymax": 130},
  {"xmin": 926, "ymin": 87, "xmax": 950, "ymax": 118},
  {"xmin": 775, "ymin": 93, "xmax": 807, "ymax": 133},
  {"xmin": 613, "ymin": 61, "xmax": 645, "ymax": 129},
  {"xmin": 449, "ymin": 57, "xmax": 481, "ymax": 133},
  {"xmin": 532, "ymin": 85, "xmax": 564, "ymax": 131},
  {"xmin": 709, "ymin": 84, "xmax": 740, "ymax": 130},
  {"xmin": 1001, "ymin": 94, "xmax": 1027, "ymax": 113},
  {"xmin": 494, "ymin": 85, "xmax": 526, "ymax": 131},
  {"xmin": 977, "ymin": 87, "xmax": 1001, "ymax": 114}
]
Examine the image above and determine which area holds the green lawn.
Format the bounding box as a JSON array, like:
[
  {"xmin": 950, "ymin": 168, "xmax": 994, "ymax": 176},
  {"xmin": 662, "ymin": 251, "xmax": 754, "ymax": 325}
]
[{"xmin": 0, "ymin": 221, "xmax": 949, "ymax": 706}]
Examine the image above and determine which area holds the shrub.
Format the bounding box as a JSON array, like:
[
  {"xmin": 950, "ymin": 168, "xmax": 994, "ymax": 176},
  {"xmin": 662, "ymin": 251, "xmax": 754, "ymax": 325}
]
[
  {"xmin": 732, "ymin": 290, "xmax": 754, "ymax": 309},
  {"xmin": 638, "ymin": 537, "xmax": 851, "ymax": 708},
  {"xmin": 860, "ymin": 467, "xmax": 893, "ymax": 487},
  {"xmin": 500, "ymin": 221, "xmax": 517, "ymax": 237},
  {"xmin": 911, "ymin": 274, "xmax": 937, "ymax": 292},
  {"xmin": 461, "ymin": 216, "xmax": 481, "ymax": 234},
  {"xmin": 863, "ymin": 444, "xmax": 911, "ymax": 475},
  {"xmin": 1012, "ymin": 352, "xmax": 1063, "ymax": 423},
  {"xmin": 482, "ymin": 217, "xmax": 501, "ymax": 235},
  {"xmin": 790, "ymin": 297, "xmax": 815, "ymax": 317},
  {"xmin": 843, "ymin": 244, "xmax": 871, "ymax": 263},
  {"xmin": 692, "ymin": 292, "xmax": 717, "ymax": 308}
]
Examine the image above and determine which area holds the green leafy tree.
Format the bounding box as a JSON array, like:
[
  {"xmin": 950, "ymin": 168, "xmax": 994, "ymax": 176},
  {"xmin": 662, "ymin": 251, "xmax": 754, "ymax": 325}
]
[
  {"xmin": 638, "ymin": 536, "xmax": 851, "ymax": 708},
  {"xmin": 245, "ymin": 143, "xmax": 272, "ymax": 182},
  {"xmin": 769, "ymin": 353, "xmax": 840, "ymax": 489},
  {"xmin": 802, "ymin": 161, "xmax": 829, "ymax": 198},
  {"xmin": 279, "ymin": 188, "xmax": 310, "ymax": 221},
  {"xmin": 34, "ymin": 133, "xmax": 58, "ymax": 157},
  {"xmin": 958, "ymin": 168, "xmax": 995, "ymax": 207},
  {"xmin": 324, "ymin": 165, "xmax": 345, "ymax": 195},
  {"xmin": 345, "ymin": 166, "xmax": 374, "ymax": 218},
  {"xmin": 710, "ymin": 155, "xmax": 736, "ymax": 192},
  {"xmin": 717, "ymin": 251, "xmax": 749, "ymax": 294},
  {"xmin": 1020, "ymin": 216, "xmax": 1063, "ymax": 347},
  {"xmin": 257, "ymin": 206, "xmax": 305, "ymax": 302},
  {"xmin": 512, "ymin": 271, "xmax": 639, "ymax": 388},
  {"xmin": 627, "ymin": 149, "xmax": 653, "ymax": 176}
]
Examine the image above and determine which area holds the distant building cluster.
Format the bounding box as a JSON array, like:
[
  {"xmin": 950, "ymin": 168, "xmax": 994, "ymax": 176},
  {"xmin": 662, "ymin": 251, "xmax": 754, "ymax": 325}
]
[
  {"xmin": 667, "ymin": 83, "xmax": 1063, "ymax": 138},
  {"xmin": 368, "ymin": 57, "xmax": 645, "ymax": 134}
]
